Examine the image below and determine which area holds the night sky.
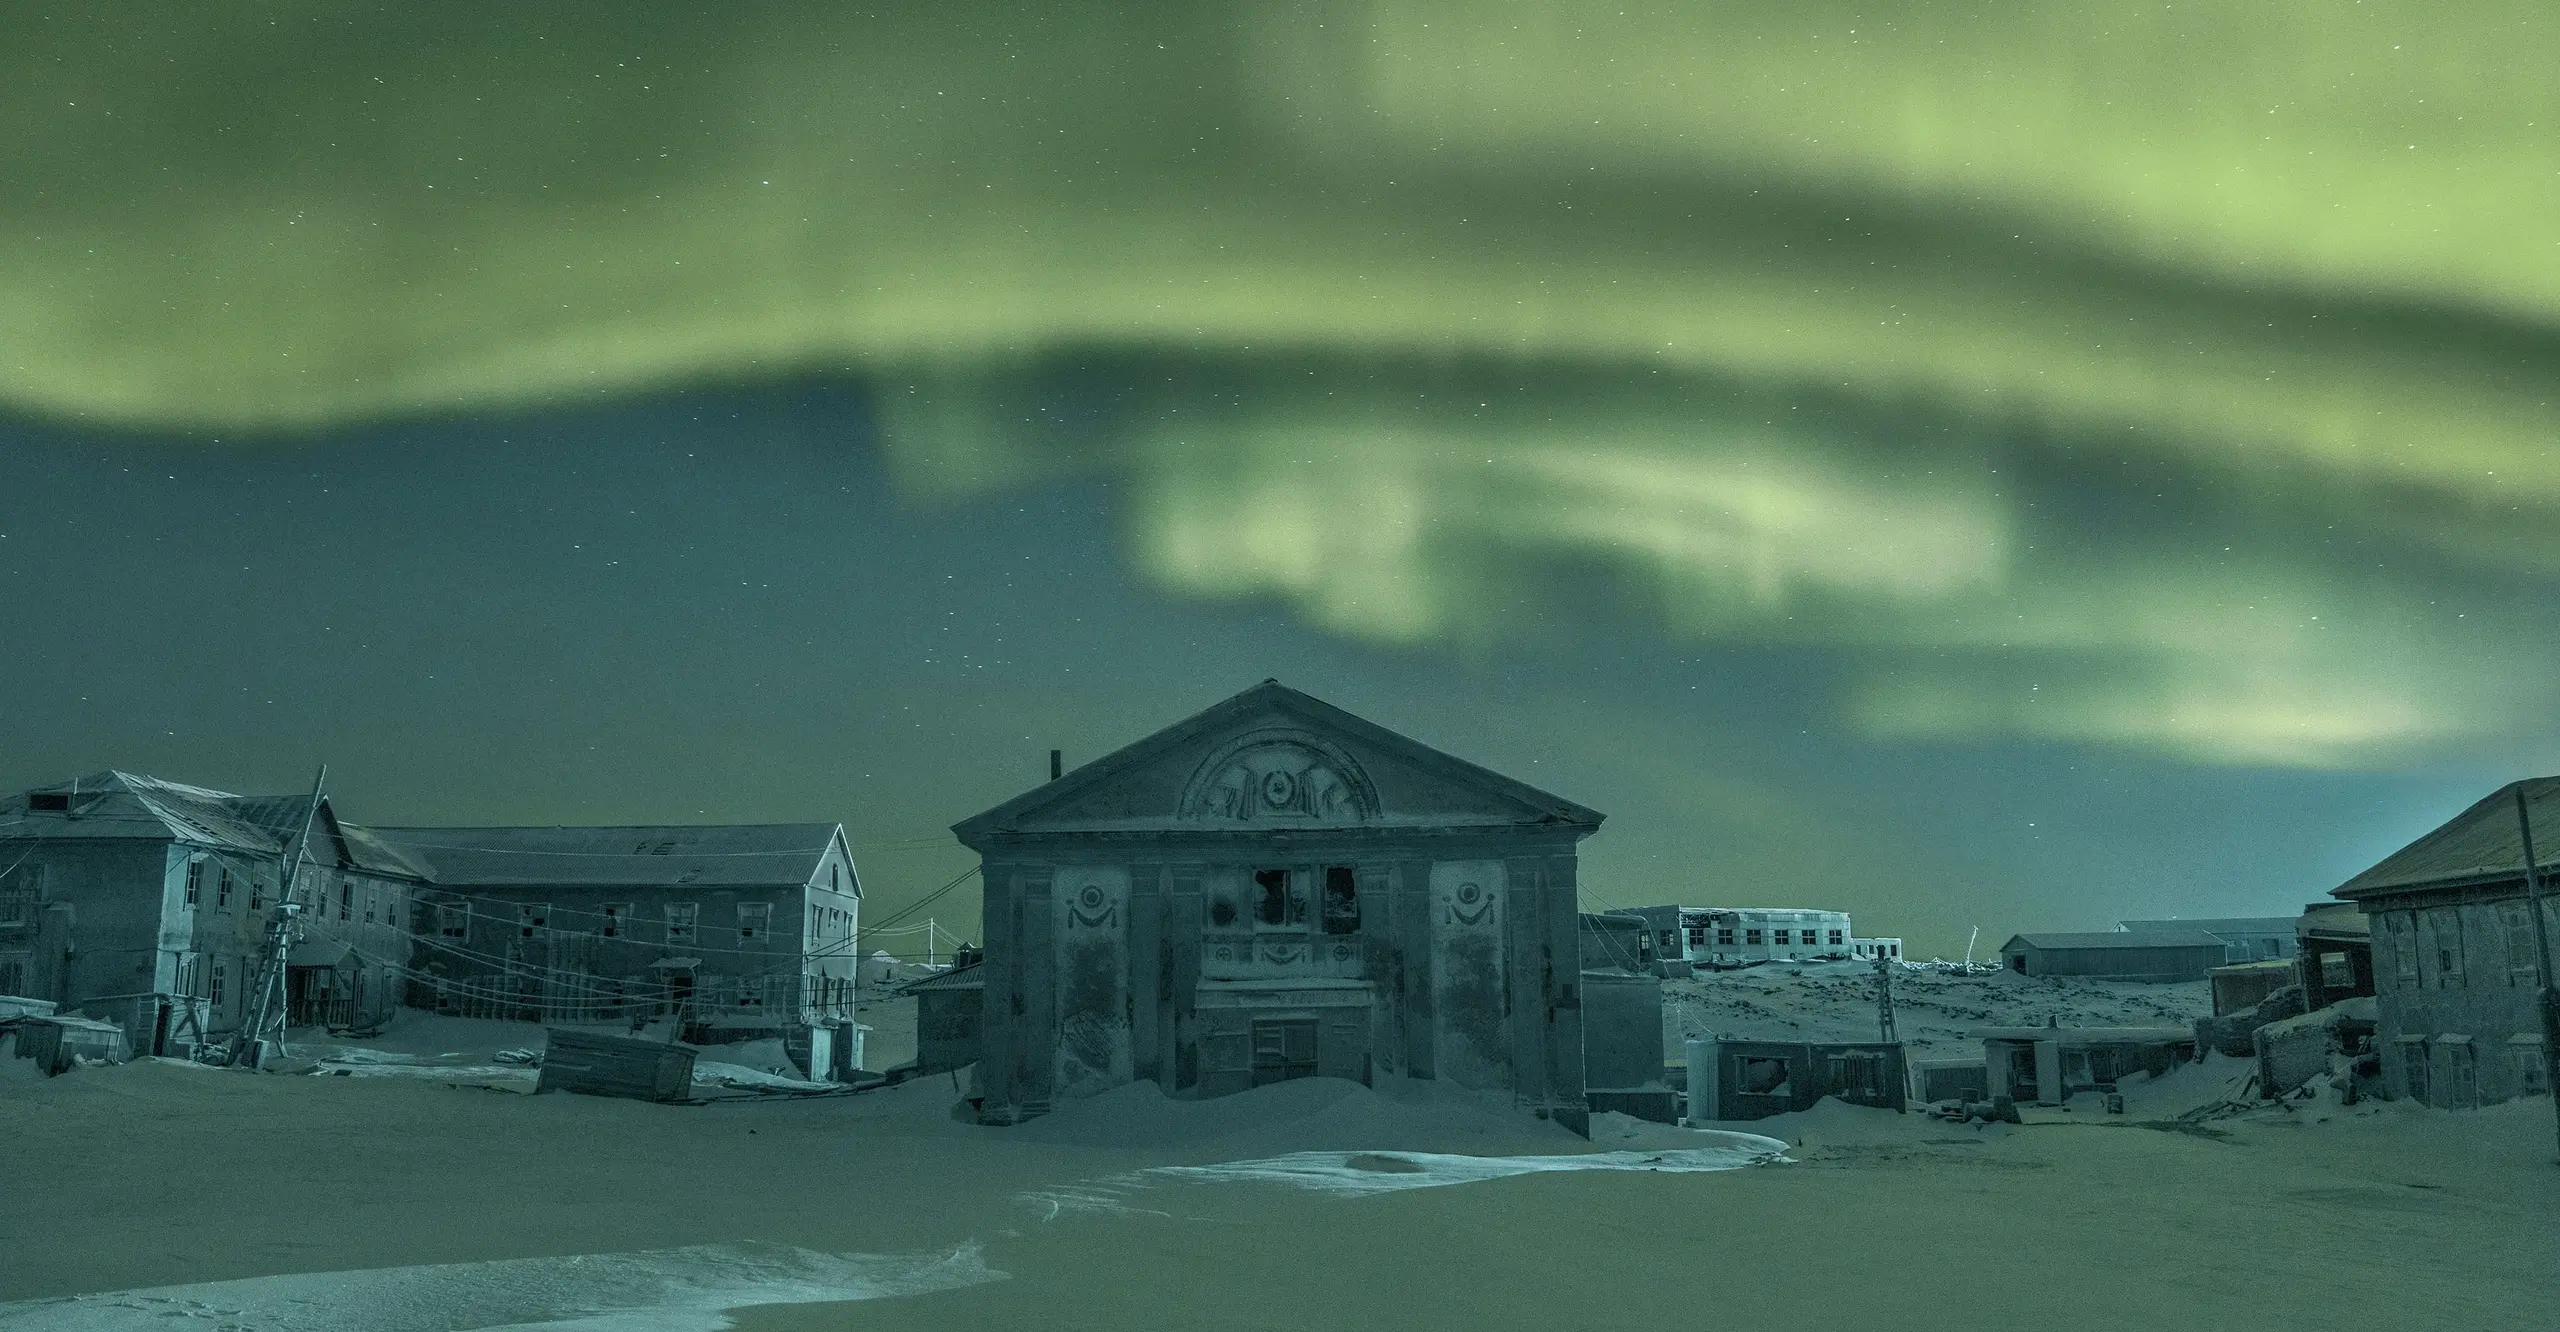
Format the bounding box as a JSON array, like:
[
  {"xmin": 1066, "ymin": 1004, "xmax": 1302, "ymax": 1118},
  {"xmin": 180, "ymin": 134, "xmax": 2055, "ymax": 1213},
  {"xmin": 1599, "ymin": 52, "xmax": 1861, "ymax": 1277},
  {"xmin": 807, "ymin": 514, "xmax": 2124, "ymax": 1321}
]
[{"xmin": 5, "ymin": 3, "xmax": 2556, "ymax": 957}]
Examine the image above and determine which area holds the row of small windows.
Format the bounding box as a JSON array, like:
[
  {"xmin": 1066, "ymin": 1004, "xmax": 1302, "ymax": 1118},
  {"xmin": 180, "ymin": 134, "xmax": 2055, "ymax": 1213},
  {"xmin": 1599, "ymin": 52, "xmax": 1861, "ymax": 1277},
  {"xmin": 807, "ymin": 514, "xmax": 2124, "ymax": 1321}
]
[
  {"xmin": 2379, "ymin": 902, "xmax": 2552, "ymax": 990},
  {"xmin": 437, "ymin": 900, "xmax": 777, "ymax": 944},
  {"xmin": 1686, "ymin": 927, "xmax": 1849, "ymax": 948}
]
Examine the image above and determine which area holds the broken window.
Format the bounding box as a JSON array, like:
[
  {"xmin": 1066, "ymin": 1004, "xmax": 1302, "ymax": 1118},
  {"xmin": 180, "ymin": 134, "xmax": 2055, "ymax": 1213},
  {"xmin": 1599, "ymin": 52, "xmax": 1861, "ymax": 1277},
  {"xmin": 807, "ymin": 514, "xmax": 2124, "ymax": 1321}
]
[
  {"xmin": 210, "ymin": 956, "xmax": 227, "ymax": 1009},
  {"xmin": 1321, "ymin": 867, "xmax": 1359, "ymax": 935},
  {"xmin": 666, "ymin": 902, "xmax": 699, "ymax": 944},
  {"xmin": 1745, "ymin": 929, "xmax": 1763, "ymax": 946},
  {"xmin": 217, "ymin": 868, "xmax": 233, "ymax": 909},
  {"xmin": 1737, "ymin": 1056, "xmax": 1792, "ymax": 1097},
  {"xmin": 2502, "ymin": 902, "xmax": 2541, "ymax": 984},
  {"xmin": 1253, "ymin": 869, "xmax": 1297, "ymax": 928},
  {"xmin": 27, "ymin": 792, "xmax": 69, "ymax": 813},
  {"xmin": 520, "ymin": 903, "xmax": 548, "ymax": 939},
  {"xmin": 183, "ymin": 860, "xmax": 202, "ymax": 908},
  {"xmin": 601, "ymin": 903, "xmax": 630, "ymax": 939},
  {"xmin": 2430, "ymin": 909, "xmax": 2464, "ymax": 985},
  {"xmin": 249, "ymin": 878, "xmax": 264, "ymax": 911},
  {"xmin": 437, "ymin": 902, "xmax": 468, "ymax": 939},
  {"xmin": 738, "ymin": 901, "xmax": 772, "ymax": 942}
]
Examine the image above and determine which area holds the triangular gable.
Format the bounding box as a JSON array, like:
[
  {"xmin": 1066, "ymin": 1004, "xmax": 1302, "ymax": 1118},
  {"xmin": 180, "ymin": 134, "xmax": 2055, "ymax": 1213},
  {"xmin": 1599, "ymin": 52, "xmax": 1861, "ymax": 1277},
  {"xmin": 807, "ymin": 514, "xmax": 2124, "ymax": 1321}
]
[{"xmin": 954, "ymin": 681, "xmax": 1604, "ymax": 842}]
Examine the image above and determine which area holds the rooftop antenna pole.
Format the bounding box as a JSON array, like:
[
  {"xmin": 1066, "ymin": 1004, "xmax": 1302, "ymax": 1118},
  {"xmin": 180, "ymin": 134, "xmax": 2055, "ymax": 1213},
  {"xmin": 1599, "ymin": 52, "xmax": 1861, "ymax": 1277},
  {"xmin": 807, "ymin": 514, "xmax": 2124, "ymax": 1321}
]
[
  {"xmin": 1963, "ymin": 926, "xmax": 1979, "ymax": 971},
  {"xmin": 2511, "ymin": 785, "xmax": 2560, "ymax": 1163}
]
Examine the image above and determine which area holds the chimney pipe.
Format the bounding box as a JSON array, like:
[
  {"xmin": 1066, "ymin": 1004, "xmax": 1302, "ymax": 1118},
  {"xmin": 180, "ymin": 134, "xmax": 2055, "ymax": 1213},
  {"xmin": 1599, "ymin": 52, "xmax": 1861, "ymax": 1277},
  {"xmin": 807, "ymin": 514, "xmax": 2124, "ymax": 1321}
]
[{"xmin": 1049, "ymin": 749, "xmax": 1063, "ymax": 781}]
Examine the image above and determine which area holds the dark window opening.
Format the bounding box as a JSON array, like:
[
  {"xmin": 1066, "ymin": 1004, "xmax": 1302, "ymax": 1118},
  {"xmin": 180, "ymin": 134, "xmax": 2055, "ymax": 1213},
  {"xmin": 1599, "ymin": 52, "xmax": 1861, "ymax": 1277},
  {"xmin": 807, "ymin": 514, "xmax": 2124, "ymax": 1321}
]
[
  {"xmin": 1737, "ymin": 1056, "xmax": 1792, "ymax": 1097},
  {"xmin": 1254, "ymin": 869, "xmax": 1292, "ymax": 927},
  {"xmin": 184, "ymin": 861, "xmax": 202, "ymax": 907},
  {"xmin": 1209, "ymin": 898, "xmax": 1237, "ymax": 927},
  {"xmin": 27, "ymin": 792, "xmax": 69, "ymax": 813},
  {"xmin": 1321, "ymin": 866, "xmax": 1359, "ymax": 935}
]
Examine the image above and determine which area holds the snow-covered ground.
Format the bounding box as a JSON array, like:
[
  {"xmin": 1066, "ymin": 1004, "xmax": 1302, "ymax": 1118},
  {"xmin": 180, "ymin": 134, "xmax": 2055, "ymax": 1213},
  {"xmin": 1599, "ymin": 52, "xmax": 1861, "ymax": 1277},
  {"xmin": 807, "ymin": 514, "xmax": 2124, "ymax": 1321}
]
[
  {"xmin": 5, "ymin": 972, "xmax": 2553, "ymax": 1332},
  {"xmin": 1661, "ymin": 959, "xmax": 2214, "ymax": 1064}
]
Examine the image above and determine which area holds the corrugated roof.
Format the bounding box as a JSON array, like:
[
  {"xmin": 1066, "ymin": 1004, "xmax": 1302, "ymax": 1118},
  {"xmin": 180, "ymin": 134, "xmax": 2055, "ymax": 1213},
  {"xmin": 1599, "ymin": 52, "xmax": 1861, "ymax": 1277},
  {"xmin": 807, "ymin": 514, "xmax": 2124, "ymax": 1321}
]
[
  {"xmin": 366, "ymin": 824, "xmax": 842, "ymax": 889},
  {"xmin": 2117, "ymin": 917, "xmax": 2295, "ymax": 937},
  {"xmin": 2333, "ymin": 776, "xmax": 2560, "ymax": 899},
  {"xmin": 900, "ymin": 959, "xmax": 984, "ymax": 993},
  {"xmin": 2002, "ymin": 931, "xmax": 2228, "ymax": 951}
]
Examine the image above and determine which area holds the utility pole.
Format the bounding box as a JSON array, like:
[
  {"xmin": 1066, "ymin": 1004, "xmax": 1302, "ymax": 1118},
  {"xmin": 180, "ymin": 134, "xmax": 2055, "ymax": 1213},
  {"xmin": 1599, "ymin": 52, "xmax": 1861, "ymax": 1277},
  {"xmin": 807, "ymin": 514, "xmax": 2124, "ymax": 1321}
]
[
  {"xmin": 225, "ymin": 766, "xmax": 326, "ymax": 1070},
  {"xmin": 2512, "ymin": 786, "xmax": 2560, "ymax": 1162},
  {"xmin": 1875, "ymin": 952, "xmax": 1898, "ymax": 1044}
]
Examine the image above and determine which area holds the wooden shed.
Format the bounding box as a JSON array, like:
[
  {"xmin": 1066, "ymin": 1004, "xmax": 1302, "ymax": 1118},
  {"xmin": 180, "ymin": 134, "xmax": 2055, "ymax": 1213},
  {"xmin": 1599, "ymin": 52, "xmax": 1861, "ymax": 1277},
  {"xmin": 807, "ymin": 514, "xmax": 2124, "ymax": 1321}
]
[{"xmin": 1999, "ymin": 931, "xmax": 2227, "ymax": 982}]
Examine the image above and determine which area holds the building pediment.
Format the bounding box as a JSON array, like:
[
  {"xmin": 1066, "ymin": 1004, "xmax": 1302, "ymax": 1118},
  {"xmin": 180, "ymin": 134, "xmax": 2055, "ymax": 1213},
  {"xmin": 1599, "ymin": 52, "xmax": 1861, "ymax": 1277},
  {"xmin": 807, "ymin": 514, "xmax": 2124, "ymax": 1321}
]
[{"xmin": 953, "ymin": 682, "xmax": 1602, "ymax": 842}]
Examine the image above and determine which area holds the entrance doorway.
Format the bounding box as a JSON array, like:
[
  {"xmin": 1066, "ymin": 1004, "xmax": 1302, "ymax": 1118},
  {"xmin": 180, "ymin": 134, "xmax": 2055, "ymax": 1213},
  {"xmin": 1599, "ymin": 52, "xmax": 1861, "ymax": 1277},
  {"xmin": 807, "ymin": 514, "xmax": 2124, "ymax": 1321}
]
[{"xmin": 1250, "ymin": 1018, "xmax": 1318, "ymax": 1086}]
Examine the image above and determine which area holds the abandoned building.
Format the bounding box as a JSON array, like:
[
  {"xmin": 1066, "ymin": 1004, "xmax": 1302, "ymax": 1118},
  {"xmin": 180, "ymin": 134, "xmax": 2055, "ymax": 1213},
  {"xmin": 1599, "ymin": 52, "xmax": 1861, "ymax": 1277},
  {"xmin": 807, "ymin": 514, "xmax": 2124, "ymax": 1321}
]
[
  {"xmin": 1997, "ymin": 931, "xmax": 2227, "ymax": 982},
  {"xmin": 367, "ymin": 823, "xmax": 866, "ymax": 1077},
  {"xmin": 902, "ymin": 956, "xmax": 984, "ymax": 1078},
  {"xmin": 2295, "ymin": 901, "xmax": 2375, "ymax": 1012},
  {"xmin": 1630, "ymin": 904, "xmax": 1896, "ymax": 968},
  {"xmin": 953, "ymin": 680, "xmax": 1608, "ymax": 1129},
  {"xmin": 2328, "ymin": 777, "xmax": 2560, "ymax": 1107},
  {"xmin": 0, "ymin": 773, "xmax": 424, "ymax": 1055},
  {"xmin": 2118, "ymin": 916, "xmax": 2299, "ymax": 963},
  {"xmin": 1687, "ymin": 1037, "xmax": 1908, "ymax": 1121},
  {"xmin": 1978, "ymin": 1025, "xmax": 2197, "ymax": 1105}
]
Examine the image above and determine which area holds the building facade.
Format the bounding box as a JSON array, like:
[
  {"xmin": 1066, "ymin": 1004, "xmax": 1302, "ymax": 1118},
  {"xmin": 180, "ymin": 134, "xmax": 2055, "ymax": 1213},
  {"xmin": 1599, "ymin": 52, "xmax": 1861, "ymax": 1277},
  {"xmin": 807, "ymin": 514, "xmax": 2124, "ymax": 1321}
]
[
  {"xmin": 0, "ymin": 772, "xmax": 420, "ymax": 1052},
  {"xmin": 2330, "ymin": 779, "xmax": 2560, "ymax": 1108},
  {"xmin": 1634, "ymin": 905, "xmax": 1876, "ymax": 967},
  {"xmin": 954, "ymin": 682, "xmax": 1606, "ymax": 1129},
  {"xmin": 1998, "ymin": 931, "xmax": 2228, "ymax": 982},
  {"xmin": 368, "ymin": 824, "xmax": 863, "ymax": 1066}
]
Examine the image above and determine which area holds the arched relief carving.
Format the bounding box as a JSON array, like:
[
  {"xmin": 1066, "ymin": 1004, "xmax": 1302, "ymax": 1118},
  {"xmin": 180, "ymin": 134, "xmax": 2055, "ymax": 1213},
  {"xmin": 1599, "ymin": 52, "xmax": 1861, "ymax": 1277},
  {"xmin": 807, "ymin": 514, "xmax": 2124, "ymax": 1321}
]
[{"xmin": 1177, "ymin": 730, "xmax": 1380, "ymax": 823}]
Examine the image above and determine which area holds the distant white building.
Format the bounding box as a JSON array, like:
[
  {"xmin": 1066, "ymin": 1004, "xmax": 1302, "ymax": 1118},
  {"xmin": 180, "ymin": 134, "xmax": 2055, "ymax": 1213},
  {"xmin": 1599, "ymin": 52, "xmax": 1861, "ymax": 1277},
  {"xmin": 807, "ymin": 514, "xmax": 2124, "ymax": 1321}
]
[{"xmin": 1632, "ymin": 905, "xmax": 1892, "ymax": 966}]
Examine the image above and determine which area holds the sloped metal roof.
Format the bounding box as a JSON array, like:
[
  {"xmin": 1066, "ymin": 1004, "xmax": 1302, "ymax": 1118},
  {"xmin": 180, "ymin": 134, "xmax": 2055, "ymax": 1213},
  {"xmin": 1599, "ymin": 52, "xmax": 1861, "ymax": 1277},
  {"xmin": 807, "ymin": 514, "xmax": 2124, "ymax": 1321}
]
[
  {"xmin": 2, "ymin": 771, "xmax": 288, "ymax": 853},
  {"xmin": 2002, "ymin": 931, "xmax": 2227, "ymax": 951},
  {"xmin": 2333, "ymin": 776, "xmax": 2560, "ymax": 899},
  {"xmin": 2117, "ymin": 917, "xmax": 2295, "ymax": 937},
  {"xmin": 365, "ymin": 824, "xmax": 842, "ymax": 889}
]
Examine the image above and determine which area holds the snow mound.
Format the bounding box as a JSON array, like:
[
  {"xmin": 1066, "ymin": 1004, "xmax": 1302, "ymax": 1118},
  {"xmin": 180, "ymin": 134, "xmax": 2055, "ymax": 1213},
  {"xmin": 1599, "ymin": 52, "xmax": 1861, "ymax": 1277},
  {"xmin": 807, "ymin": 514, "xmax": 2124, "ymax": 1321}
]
[
  {"xmin": 0, "ymin": 1241, "xmax": 999, "ymax": 1332},
  {"xmin": 1147, "ymin": 1140, "xmax": 1789, "ymax": 1196}
]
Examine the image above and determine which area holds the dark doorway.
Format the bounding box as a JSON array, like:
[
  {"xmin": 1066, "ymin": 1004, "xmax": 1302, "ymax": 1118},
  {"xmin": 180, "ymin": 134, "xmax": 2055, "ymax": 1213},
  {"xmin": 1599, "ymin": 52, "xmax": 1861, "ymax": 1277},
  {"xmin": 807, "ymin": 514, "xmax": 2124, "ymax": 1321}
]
[{"xmin": 1251, "ymin": 1018, "xmax": 1318, "ymax": 1086}]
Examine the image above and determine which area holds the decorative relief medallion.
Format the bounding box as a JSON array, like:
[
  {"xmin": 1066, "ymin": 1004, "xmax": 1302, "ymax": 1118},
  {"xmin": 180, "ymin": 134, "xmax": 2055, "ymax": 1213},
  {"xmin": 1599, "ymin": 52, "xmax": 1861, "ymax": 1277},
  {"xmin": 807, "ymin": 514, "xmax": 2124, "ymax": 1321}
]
[
  {"xmin": 1445, "ymin": 879, "xmax": 1494, "ymax": 927},
  {"xmin": 1180, "ymin": 734, "xmax": 1379, "ymax": 823}
]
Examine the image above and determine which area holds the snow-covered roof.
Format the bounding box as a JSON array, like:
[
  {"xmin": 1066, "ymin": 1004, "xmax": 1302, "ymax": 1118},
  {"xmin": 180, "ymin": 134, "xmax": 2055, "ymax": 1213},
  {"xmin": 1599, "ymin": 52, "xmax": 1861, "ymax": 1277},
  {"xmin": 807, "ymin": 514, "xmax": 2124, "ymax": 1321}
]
[
  {"xmin": 2002, "ymin": 931, "xmax": 2226, "ymax": 952},
  {"xmin": 2333, "ymin": 776, "xmax": 2560, "ymax": 899}
]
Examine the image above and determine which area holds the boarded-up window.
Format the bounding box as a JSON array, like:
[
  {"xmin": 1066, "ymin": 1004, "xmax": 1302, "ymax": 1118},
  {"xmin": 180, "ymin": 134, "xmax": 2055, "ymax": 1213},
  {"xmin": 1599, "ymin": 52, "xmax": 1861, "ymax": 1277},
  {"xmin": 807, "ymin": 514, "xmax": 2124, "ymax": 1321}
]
[
  {"xmin": 2387, "ymin": 912, "xmax": 2419, "ymax": 987},
  {"xmin": 2400, "ymin": 1037, "xmax": 2430, "ymax": 1104},
  {"xmin": 2513, "ymin": 1036, "xmax": 2551, "ymax": 1096},
  {"xmin": 2502, "ymin": 902, "xmax": 2541, "ymax": 985},
  {"xmin": 2430, "ymin": 909, "xmax": 2464, "ymax": 986}
]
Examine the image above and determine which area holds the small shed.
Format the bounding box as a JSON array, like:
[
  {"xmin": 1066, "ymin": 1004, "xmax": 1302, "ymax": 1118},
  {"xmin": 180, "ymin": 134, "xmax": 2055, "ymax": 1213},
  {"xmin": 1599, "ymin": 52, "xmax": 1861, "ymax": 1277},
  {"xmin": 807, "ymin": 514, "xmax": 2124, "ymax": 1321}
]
[
  {"xmin": 1582, "ymin": 969, "xmax": 1671, "ymax": 1122},
  {"xmin": 1999, "ymin": 931, "xmax": 2227, "ymax": 982},
  {"xmin": 2210, "ymin": 960, "xmax": 2299, "ymax": 1017},
  {"xmin": 537, "ymin": 1029, "xmax": 698, "ymax": 1102},
  {"xmin": 1691, "ymin": 1039, "xmax": 1907, "ymax": 1121},
  {"xmin": 17, "ymin": 1015, "xmax": 131, "ymax": 1075},
  {"xmin": 901, "ymin": 959, "xmax": 984, "ymax": 1077},
  {"xmin": 1977, "ymin": 1026, "xmax": 2196, "ymax": 1105}
]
